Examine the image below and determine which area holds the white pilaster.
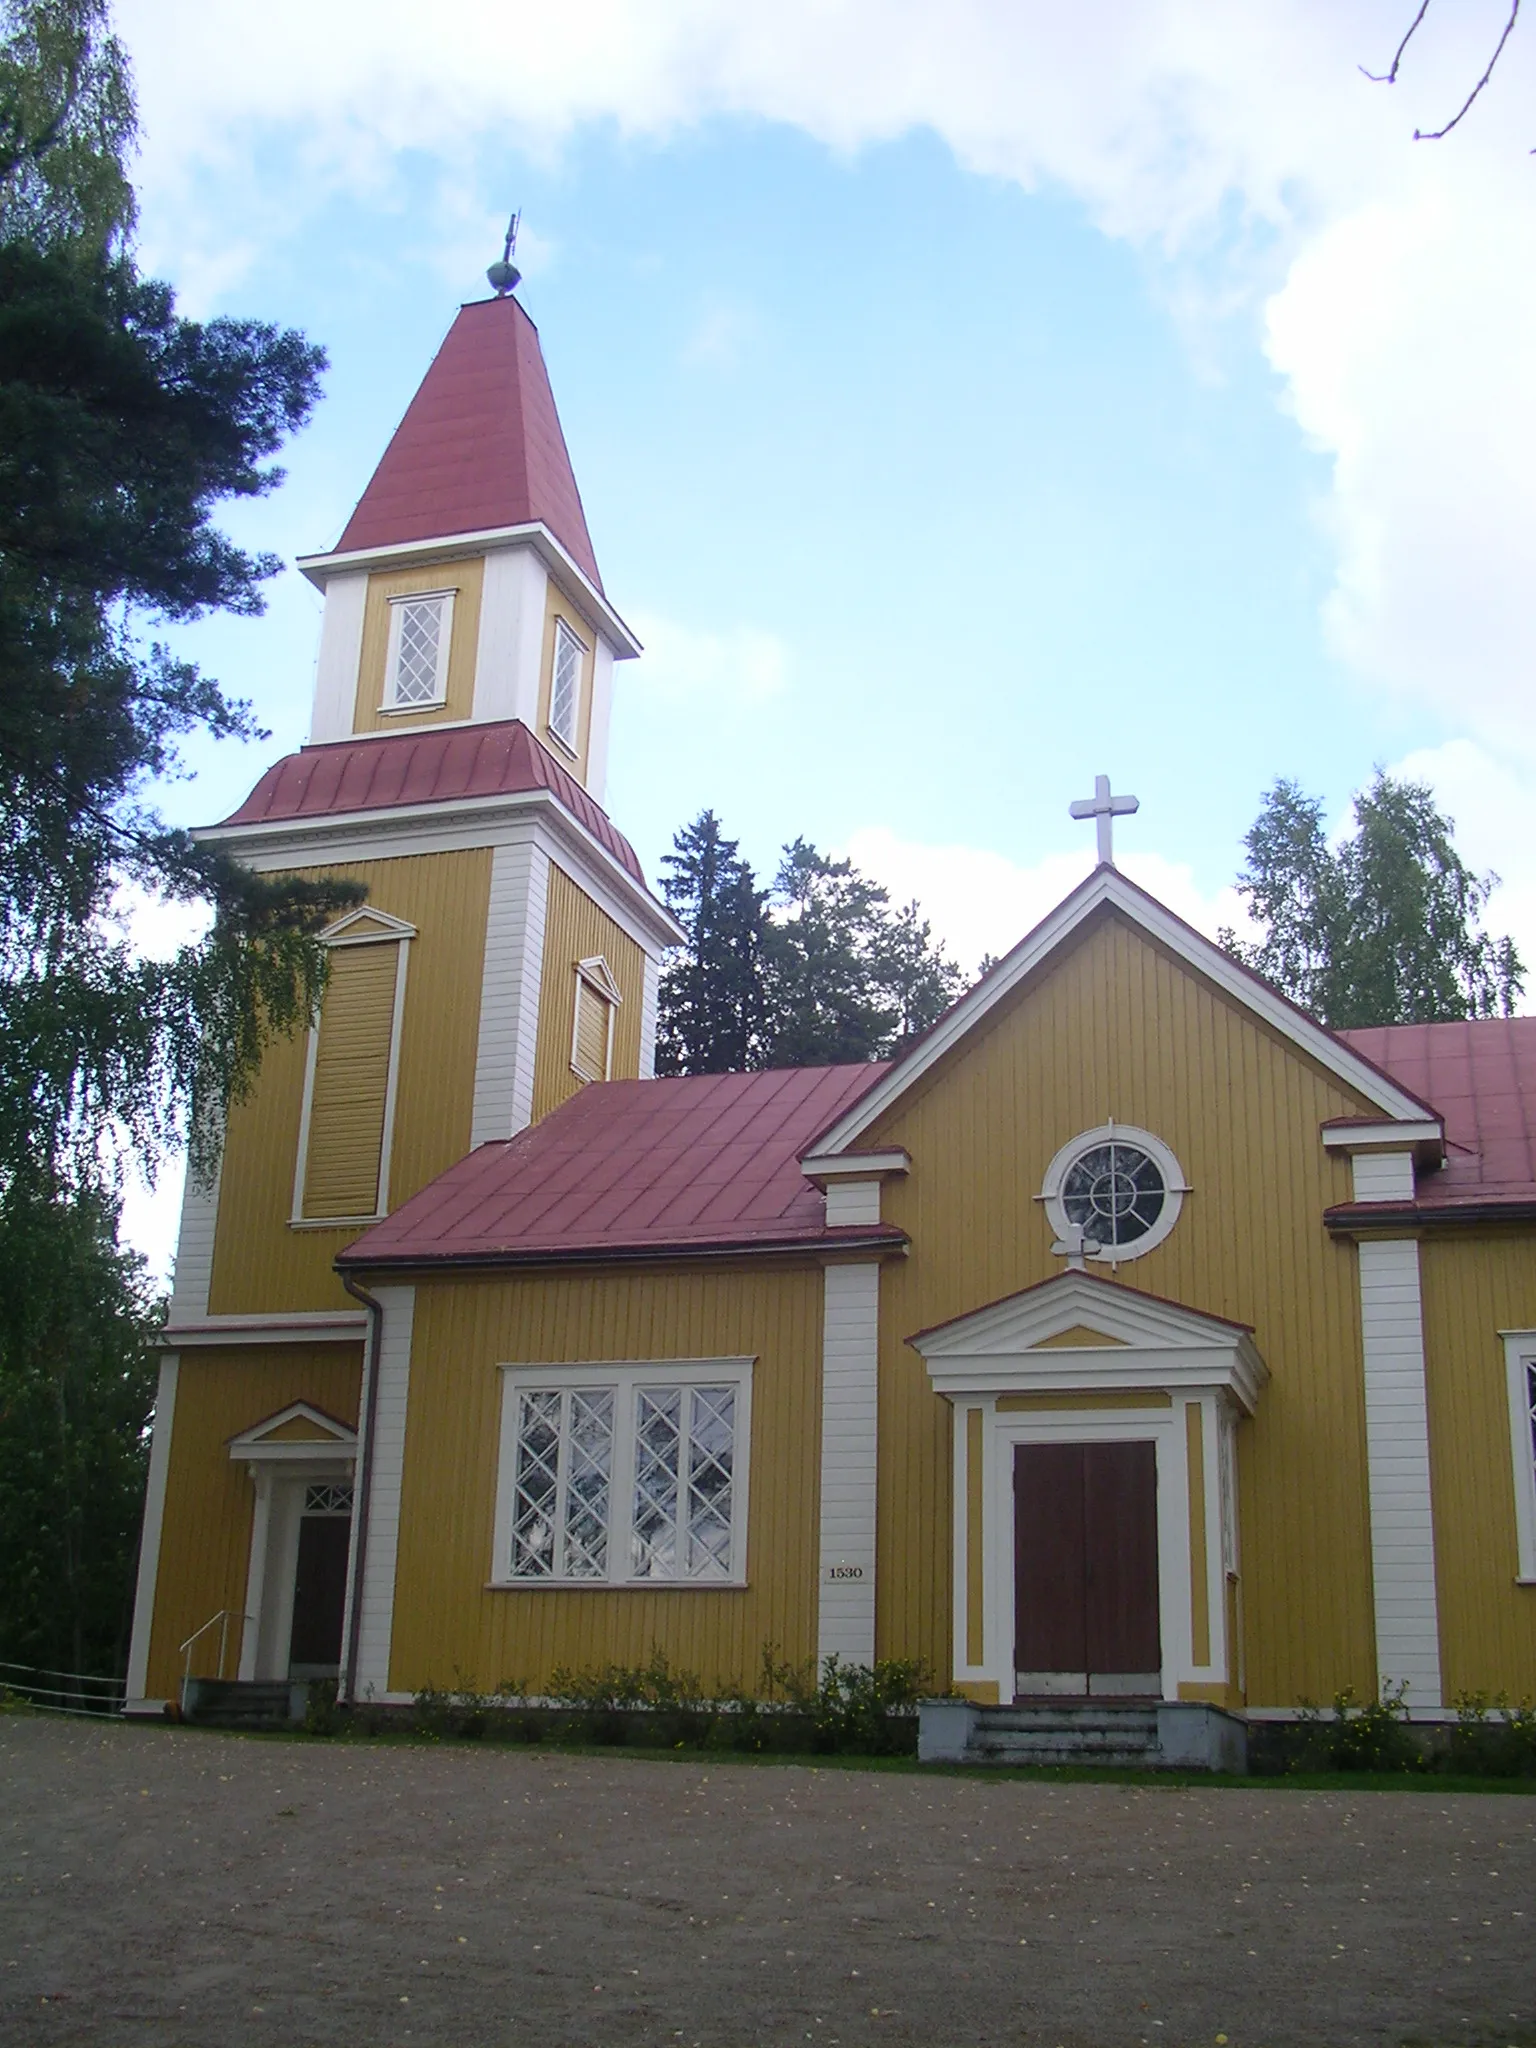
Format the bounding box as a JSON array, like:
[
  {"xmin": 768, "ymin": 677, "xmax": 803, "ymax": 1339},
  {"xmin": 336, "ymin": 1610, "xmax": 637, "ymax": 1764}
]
[
  {"xmin": 470, "ymin": 838, "xmax": 551, "ymax": 1145},
  {"xmin": 1357, "ymin": 1234, "xmax": 1443, "ymax": 1707},
  {"xmin": 308, "ymin": 571, "xmax": 368, "ymax": 743},
  {"xmin": 817, "ymin": 1261, "xmax": 881, "ymax": 1665},
  {"xmin": 167, "ymin": 1157, "xmax": 221, "ymax": 1324},
  {"xmin": 124, "ymin": 1354, "xmax": 179, "ymax": 1710},
  {"xmin": 638, "ymin": 949, "xmax": 660, "ymax": 1080},
  {"xmin": 472, "ymin": 547, "xmax": 548, "ymax": 727},
  {"xmin": 346, "ymin": 1285, "xmax": 416, "ymax": 1703}
]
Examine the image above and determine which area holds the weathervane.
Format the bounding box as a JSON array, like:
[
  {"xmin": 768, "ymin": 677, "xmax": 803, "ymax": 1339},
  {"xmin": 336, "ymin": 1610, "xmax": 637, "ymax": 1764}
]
[
  {"xmin": 487, "ymin": 210, "xmax": 522, "ymax": 297},
  {"xmin": 1070, "ymin": 774, "xmax": 1139, "ymax": 867}
]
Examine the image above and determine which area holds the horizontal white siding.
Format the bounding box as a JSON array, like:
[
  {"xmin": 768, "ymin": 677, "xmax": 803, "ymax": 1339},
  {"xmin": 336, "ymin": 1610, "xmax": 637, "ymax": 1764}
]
[
  {"xmin": 470, "ymin": 839, "xmax": 549, "ymax": 1145},
  {"xmin": 1357, "ymin": 1236, "xmax": 1442, "ymax": 1707},
  {"xmin": 168, "ymin": 1161, "xmax": 221, "ymax": 1323},
  {"xmin": 350, "ymin": 1286, "xmax": 416, "ymax": 1702},
  {"xmin": 1352, "ymin": 1151, "xmax": 1416, "ymax": 1202},
  {"xmin": 818, "ymin": 1262, "xmax": 880, "ymax": 1664}
]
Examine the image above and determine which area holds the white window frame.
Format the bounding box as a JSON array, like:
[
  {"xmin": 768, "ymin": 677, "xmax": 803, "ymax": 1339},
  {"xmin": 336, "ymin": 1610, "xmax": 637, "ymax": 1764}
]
[
  {"xmin": 548, "ymin": 616, "xmax": 586, "ymax": 755},
  {"xmin": 1039, "ymin": 1120, "xmax": 1190, "ymax": 1267},
  {"xmin": 491, "ymin": 1360, "xmax": 754, "ymax": 1589},
  {"xmin": 1500, "ymin": 1331, "xmax": 1536, "ymax": 1583},
  {"xmin": 570, "ymin": 955, "xmax": 622, "ymax": 1083},
  {"xmin": 382, "ymin": 588, "xmax": 456, "ymax": 712},
  {"xmin": 291, "ymin": 909, "xmax": 416, "ymax": 1229}
]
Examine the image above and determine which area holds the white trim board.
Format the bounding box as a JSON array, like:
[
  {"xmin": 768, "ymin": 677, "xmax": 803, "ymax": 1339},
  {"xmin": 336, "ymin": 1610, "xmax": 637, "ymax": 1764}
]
[
  {"xmin": 296, "ymin": 522, "xmax": 643, "ymax": 660},
  {"xmin": 201, "ymin": 793, "xmax": 683, "ymax": 952},
  {"xmin": 124, "ymin": 1354, "xmax": 179, "ymax": 1707},
  {"xmin": 346, "ymin": 1285, "xmax": 416, "ymax": 1703},
  {"xmin": 1500, "ymin": 1331, "xmax": 1536, "ymax": 1583},
  {"xmin": 1356, "ymin": 1237, "xmax": 1443, "ymax": 1707},
  {"xmin": 809, "ymin": 866, "xmax": 1438, "ymax": 1156},
  {"xmin": 818, "ymin": 1262, "xmax": 881, "ymax": 1664},
  {"xmin": 471, "ymin": 839, "xmax": 550, "ymax": 1144}
]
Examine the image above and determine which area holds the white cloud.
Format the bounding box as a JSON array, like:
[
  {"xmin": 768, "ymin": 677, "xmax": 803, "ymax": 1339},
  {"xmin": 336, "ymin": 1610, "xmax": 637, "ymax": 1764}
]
[
  {"xmin": 113, "ymin": 0, "xmax": 1536, "ymax": 757},
  {"xmin": 844, "ymin": 825, "xmax": 1251, "ymax": 977},
  {"xmin": 628, "ymin": 612, "xmax": 789, "ymax": 708}
]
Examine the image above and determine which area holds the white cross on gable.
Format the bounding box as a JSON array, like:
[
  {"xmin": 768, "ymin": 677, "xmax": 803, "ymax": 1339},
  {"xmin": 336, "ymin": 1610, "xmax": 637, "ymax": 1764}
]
[{"xmin": 1070, "ymin": 774, "xmax": 1139, "ymax": 866}]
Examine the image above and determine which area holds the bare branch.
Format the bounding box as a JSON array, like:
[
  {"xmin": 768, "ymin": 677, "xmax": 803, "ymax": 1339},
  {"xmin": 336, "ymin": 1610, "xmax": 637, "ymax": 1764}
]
[
  {"xmin": 1360, "ymin": 0, "xmax": 1433, "ymax": 83},
  {"xmin": 1414, "ymin": 0, "xmax": 1521, "ymax": 137}
]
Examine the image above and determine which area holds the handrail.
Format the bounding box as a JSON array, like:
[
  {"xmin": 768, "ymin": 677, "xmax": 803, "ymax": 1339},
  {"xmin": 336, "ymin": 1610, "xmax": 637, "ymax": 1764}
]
[{"xmin": 178, "ymin": 1608, "xmax": 250, "ymax": 1685}]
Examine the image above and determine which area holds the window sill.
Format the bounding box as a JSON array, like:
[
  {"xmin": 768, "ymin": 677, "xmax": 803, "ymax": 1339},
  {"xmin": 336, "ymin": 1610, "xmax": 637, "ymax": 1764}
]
[
  {"xmin": 376, "ymin": 699, "xmax": 448, "ymax": 715},
  {"xmin": 484, "ymin": 1578, "xmax": 748, "ymax": 1594},
  {"xmin": 289, "ymin": 1214, "xmax": 385, "ymax": 1231},
  {"xmin": 544, "ymin": 726, "xmax": 580, "ymax": 761}
]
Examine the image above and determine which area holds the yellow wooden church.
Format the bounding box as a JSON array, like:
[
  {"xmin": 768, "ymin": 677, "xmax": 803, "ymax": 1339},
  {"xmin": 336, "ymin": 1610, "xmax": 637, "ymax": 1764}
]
[{"xmin": 125, "ymin": 270, "xmax": 1536, "ymax": 1765}]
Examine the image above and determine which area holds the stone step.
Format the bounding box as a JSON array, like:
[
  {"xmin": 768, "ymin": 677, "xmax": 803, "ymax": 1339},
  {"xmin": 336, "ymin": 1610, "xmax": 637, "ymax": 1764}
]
[{"xmin": 181, "ymin": 1678, "xmax": 306, "ymax": 1726}]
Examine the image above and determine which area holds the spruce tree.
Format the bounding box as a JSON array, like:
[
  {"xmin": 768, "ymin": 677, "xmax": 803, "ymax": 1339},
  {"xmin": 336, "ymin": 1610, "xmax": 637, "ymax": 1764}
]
[{"xmin": 656, "ymin": 811, "xmax": 765, "ymax": 1074}]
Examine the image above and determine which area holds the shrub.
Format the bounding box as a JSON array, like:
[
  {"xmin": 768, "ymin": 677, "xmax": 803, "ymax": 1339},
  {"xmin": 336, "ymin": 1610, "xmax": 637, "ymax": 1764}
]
[
  {"xmin": 1445, "ymin": 1693, "xmax": 1536, "ymax": 1778},
  {"xmin": 1291, "ymin": 1685, "xmax": 1422, "ymax": 1774}
]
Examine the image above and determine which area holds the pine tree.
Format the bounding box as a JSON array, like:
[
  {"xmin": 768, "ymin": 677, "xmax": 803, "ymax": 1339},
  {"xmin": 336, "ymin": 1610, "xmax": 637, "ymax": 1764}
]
[{"xmin": 1221, "ymin": 772, "xmax": 1524, "ymax": 1027}]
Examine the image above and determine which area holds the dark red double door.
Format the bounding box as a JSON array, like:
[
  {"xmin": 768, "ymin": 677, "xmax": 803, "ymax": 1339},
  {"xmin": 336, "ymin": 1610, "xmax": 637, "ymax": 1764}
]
[{"xmin": 1013, "ymin": 1441, "xmax": 1160, "ymax": 1696}]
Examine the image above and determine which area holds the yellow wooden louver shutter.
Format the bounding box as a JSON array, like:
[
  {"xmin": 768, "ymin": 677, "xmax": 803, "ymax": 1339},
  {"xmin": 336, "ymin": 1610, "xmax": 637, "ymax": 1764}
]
[
  {"xmin": 301, "ymin": 942, "xmax": 399, "ymax": 1219},
  {"xmin": 572, "ymin": 976, "xmax": 611, "ymax": 1082}
]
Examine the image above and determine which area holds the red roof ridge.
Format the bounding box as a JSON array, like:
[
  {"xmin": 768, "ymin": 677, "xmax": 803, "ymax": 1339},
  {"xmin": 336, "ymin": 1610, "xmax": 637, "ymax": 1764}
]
[{"xmin": 334, "ymin": 296, "xmax": 603, "ymax": 590}]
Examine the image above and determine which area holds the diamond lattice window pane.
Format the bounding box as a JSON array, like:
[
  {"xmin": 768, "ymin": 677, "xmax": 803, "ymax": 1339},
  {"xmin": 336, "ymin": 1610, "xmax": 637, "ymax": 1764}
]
[
  {"xmin": 511, "ymin": 1390, "xmax": 562, "ymax": 1577},
  {"xmin": 562, "ymin": 1389, "xmax": 614, "ymax": 1578},
  {"xmin": 632, "ymin": 1388, "xmax": 682, "ymax": 1577},
  {"xmin": 392, "ymin": 599, "xmax": 444, "ymax": 706},
  {"xmin": 551, "ymin": 622, "xmax": 582, "ymax": 747},
  {"xmin": 304, "ymin": 1482, "xmax": 354, "ymax": 1514},
  {"xmin": 684, "ymin": 1387, "xmax": 735, "ymax": 1577}
]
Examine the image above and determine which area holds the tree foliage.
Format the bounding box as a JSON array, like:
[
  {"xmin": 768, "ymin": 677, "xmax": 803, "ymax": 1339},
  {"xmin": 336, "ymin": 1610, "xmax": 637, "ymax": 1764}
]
[
  {"xmin": 0, "ymin": 1171, "xmax": 158, "ymax": 1681},
  {"xmin": 0, "ymin": 0, "xmax": 133, "ymax": 254},
  {"xmin": 658, "ymin": 811, "xmax": 964, "ymax": 1074},
  {"xmin": 0, "ymin": 0, "xmax": 360, "ymax": 1189},
  {"xmin": 1220, "ymin": 773, "xmax": 1524, "ymax": 1028},
  {"xmin": 0, "ymin": 0, "xmax": 360, "ymax": 1683}
]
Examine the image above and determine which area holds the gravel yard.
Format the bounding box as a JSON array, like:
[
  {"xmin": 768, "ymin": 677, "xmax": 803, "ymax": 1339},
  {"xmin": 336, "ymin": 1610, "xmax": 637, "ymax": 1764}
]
[{"xmin": 1, "ymin": 1715, "xmax": 1532, "ymax": 2048}]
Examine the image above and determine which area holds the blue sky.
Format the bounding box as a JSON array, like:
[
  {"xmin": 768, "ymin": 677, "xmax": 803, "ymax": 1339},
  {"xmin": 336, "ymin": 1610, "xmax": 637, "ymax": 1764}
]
[{"xmin": 110, "ymin": 0, "xmax": 1536, "ymax": 1269}]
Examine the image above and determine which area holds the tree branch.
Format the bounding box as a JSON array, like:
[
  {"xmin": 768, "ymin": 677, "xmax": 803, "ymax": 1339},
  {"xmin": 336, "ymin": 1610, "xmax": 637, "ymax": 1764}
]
[
  {"xmin": 1360, "ymin": 0, "xmax": 1433, "ymax": 83},
  {"xmin": 1415, "ymin": 0, "xmax": 1521, "ymax": 137}
]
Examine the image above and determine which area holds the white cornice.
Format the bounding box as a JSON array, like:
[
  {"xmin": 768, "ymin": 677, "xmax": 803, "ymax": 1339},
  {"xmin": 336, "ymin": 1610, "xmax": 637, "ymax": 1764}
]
[
  {"xmin": 799, "ymin": 1149, "xmax": 911, "ymax": 1184},
  {"xmin": 1322, "ymin": 1119, "xmax": 1444, "ymax": 1164},
  {"xmin": 196, "ymin": 787, "xmax": 683, "ymax": 950},
  {"xmin": 295, "ymin": 522, "xmax": 642, "ymax": 659},
  {"xmin": 161, "ymin": 1311, "xmax": 368, "ymax": 1350},
  {"xmin": 810, "ymin": 866, "xmax": 1439, "ymax": 1155}
]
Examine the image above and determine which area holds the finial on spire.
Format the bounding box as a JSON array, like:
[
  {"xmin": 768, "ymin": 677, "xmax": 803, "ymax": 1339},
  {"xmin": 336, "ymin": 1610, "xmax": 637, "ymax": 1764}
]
[{"xmin": 487, "ymin": 210, "xmax": 521, "ymax": 297}]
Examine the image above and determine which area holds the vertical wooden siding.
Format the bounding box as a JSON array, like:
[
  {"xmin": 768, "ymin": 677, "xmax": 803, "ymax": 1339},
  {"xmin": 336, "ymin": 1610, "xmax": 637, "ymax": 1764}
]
[
  {"xmin": 387, "ymin": 1266, "xmax": 823, "ymax": 1696},
  {"xmin": 864, "ymin": 909, "xmax": 1382, "ymax": 1708},
  {"xmin": 351, "ymin": 556, "xmax": 485, "ymax": 733},
  {"xmin": 209, "ymin": 850, "xmax": 491, "ymax": 1314},
  {"xmin": 301, "ymin": 942, "xmax": 398, "ymax": 1218},
  {"xmin": 531, "ymin": 866, "xmax": 645, "ymax": 1121},
  {"xmin": 144, "ymin": 1345, "xmax": 362, "ymax": 1700},
  {"xmin": 1418, "ymin": 1232, "xmax": 1536, "ymax": 1698}
]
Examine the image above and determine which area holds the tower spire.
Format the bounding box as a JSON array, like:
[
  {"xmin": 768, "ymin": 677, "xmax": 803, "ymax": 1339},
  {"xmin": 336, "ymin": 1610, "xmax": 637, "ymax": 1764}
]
[{"xmin": 487, "ymin": 209, "xmax": 521, "ymax": 297}]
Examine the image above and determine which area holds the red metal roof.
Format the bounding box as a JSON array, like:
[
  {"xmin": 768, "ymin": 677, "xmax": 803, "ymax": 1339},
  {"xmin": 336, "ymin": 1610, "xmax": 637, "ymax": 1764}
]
[
  {"xmin": 340, "ymin": 1065, "xmax": 895, "ymax": 1269},
  {"xmin": 1340, "ymin": 1017, "xmax": 1536, "ymax": 1207},
  {"xmin": 214, "ymin": 719, "xmax": 645, "ymax": 884},
  {"xmin": 334, "ymin": 296, "xmax": 603, "ymax": 590}
]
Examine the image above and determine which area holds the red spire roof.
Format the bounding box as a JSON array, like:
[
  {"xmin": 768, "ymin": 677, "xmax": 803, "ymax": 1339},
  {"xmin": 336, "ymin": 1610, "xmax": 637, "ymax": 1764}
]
[{"xmin": 334, "ymin": 295, "xmax": 603, "ymax": 591}]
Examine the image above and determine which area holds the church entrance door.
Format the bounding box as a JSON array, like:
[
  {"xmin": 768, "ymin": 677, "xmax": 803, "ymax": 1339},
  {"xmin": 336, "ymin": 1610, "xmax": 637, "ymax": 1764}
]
[
  {"xmin": 1013, "ymin": 1441, "xmax": 1160, "ymax": 1697},
  {"xmin": 287, "ymin": 1506, "xmax": 351, "ymax": 1678}
]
